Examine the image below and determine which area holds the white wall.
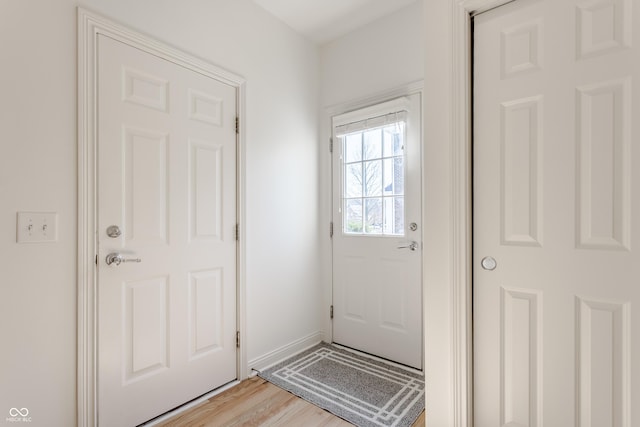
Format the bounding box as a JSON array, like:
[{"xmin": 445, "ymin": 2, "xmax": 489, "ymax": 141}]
[
  {"xmin": 0, "ymin": 1, "xmax": 321, "ymax": 425},
  {"xmin": 317, "ymin": 1, "xmax": 424, "ymax": 347},
  {"xmin": 319, "ymin": 1, "xmax": 424, "ymax": 107}
]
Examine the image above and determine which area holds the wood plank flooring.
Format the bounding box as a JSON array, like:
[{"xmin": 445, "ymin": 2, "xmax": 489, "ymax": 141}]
[{"xmin": 157, "ymin": 377, "xmax": 425, "ymax": 426}]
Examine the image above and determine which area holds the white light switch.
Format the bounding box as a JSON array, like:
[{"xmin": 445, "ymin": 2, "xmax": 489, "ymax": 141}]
[{"xmin": 17, "ymin": 212, "xmax": 58, "ymax": 243}]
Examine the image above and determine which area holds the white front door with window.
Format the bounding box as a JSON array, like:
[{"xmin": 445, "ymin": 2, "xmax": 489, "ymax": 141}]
[
  {"xmin": 332, "ymin": 94, "xmax": 422, "ymax": 369},
  {"xmin": 474, "ymin": 0, "xmax": 639, "ymax": 424},
  {"xmin": 97, "ymin": 35, "xmax": 237, "ymax": 426}
]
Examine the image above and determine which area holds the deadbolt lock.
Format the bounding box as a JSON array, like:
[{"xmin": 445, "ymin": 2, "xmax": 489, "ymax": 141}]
[{"xmin": 106, "ymin": 225, "xmax": 121, "ymax": 238}]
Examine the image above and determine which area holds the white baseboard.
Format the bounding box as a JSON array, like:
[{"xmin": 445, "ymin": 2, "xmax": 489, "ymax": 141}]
[{"xmin": 249, "ymin": 331, "xmax": 324, "ymax": 373}]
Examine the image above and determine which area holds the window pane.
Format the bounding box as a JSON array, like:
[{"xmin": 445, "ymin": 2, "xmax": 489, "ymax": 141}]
[
  {"xmin": 383, "ymin": 157, "xmax": 404, "ymax": 196},
  {"xmin": 383, "ymin": 159, "xmax": 393, "ymax": 196},
  {"xmin": 393, "ymin": 157, "xmax": 404, "ymax": 195},
  {"xmin": 383, "ymin": 197, "xmax": 394, "ymax": 234},
  {"xmin": 345, "ymin": 163, "xmax": 363, "ymax": 197},
  {"xmin": 394, "ymin": 197, "xmax": 404, "ymax": 235},
  {"xmin": 363, "ymin": 129, "xmax": 382, "ymax": 160},
  {"xmin": 365, "ymin": 198, "xmax": 382, "ymax": 234},
  {"xmin": 344, "ymin": 133, "xmax": 362, "ymax": 163},
  {"xmin": 383, "ymin": 124, "xmax": 404, "ymax": 156},
  {"xmin": 363, "ymin": 160, "xmax": 382, "ymax": 196},
  {"xmin": 383, "ymin": 197, "xmax": 404, "ymax": 235},
  {"xmin": 344, "ymin": 199, "xmax": 363, "ymax": 233},
  {"xmin": 383, "ymin": 127, "xmax": 393, "ymax": 158}
]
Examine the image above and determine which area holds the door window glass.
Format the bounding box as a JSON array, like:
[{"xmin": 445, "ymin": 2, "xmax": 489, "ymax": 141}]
[{"xmin": 341, "ymin": 122, "xmax": 405, "ymax": 236}]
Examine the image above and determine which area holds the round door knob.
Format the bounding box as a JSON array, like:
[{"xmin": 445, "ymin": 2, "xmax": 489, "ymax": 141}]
[{"xmin": 481, "ymin": 256, "xmax": 497, "ymax": 271}]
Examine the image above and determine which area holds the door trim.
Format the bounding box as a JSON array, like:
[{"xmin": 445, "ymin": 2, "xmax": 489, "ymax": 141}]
[
  {"xmin": 76, "ymin": 8, "xmax": 247, "ymax": 426},
  {"xmin": 423, "ymin": 1, "xmax": 514, "ymax": 426},
  {"xmin": 450, "ymin": 2, "xmax": 516, "ymax": 425}
]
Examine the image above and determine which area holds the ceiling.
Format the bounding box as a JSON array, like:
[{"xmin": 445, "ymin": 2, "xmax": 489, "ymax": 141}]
[{"xmin": 252, "ymin": 0, "xmax": 418, "ymax": 45}]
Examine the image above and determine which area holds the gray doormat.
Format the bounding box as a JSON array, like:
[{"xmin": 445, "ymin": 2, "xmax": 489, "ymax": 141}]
[{"xmin": 258, "ymin": 343, "xmax": 424, "ymax": 427}]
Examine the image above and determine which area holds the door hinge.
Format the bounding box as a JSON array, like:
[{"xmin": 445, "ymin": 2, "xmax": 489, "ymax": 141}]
[
  {"xmin": 329, "ymin": 137, "xmax": 333, "ymax": 153},
  {"xmin": 329, "ymin": 222, "xmax": 334, "ymax": 238},
  {"xmin": 235, "ymin": 117, "xmax": 239, "ymax": 134},
  {"xmin": 330, "ymin": 305, "xmax": 334, "ymax": 319},
  {"xmin": 236, "ymin": 331, "xmax": 240, "ymax": 348},
  {"xmin": 95, "ymin": 254, "xmax": 98, "ymax": 265},
  {"xmin": 235, "ymin": 224, "xmax": 239, "ymax": 241}
]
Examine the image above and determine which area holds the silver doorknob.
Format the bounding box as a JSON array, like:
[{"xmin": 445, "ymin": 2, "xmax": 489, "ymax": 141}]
[
  {"xmin": 398, "ymin": 241, "xmax": 419, "ymax": 251},
  {"xmin": 481, "ymin": 256, "xmax": 497, "ymax": 271},
  {"xmin": 105, "ymin": 253, "xmax": 142, "ymax": 266}
]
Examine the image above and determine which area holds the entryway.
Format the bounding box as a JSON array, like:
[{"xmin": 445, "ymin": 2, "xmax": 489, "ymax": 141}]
[{"xmin": 331, "ymin": 93, "xmax": 423, "ymax": 370}]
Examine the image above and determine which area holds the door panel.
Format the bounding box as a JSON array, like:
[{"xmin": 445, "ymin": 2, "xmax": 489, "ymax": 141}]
[
  {"xmin": 332, "ymin": 94, "xmax": 422, "ymax": 369},
  {"xmin": 97, "ymin": 34, "xmax": 237, "ymax": 426},
  {"xmin": 474, "ymin": 0, "xmax": 638, "ymax": 425},
  {"xmin": 123, "ymin": 126, "xmax": 169, "ymax": 245},
  {"xmin": 124, "ymin": 276, "xmax": 169, "ymax": 382}
]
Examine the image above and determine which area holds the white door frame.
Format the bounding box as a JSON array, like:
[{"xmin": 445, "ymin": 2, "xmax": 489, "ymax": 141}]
[
  {"xmin": 423, "ymin": 1, "xmax": 513, "ymax": 426},
  {"xmin": 323, "ymin": 82, "xmax": 424, "ymax": 343},
  {"xmin": 76, "ymin": 9, "xmax": 247, "ymax": 426},
  {"xmin": 327, "ymin": 82, "xmax": 425, "ymax": 367}
]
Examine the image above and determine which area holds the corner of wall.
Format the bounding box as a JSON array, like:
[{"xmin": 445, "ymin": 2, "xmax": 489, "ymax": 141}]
[{"xmin": 247, "ymin": 331, "xmax": 325, "ymax": 373}]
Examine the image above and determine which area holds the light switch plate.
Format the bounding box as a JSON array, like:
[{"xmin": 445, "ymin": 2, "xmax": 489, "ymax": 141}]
[{"xmin": 17, "ymin": 212, "xmax": 58, "ymax": 243}]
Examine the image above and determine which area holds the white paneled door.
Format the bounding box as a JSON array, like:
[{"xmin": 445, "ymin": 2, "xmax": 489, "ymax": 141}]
[
  {"xmin": 474, "ymin": 0, "xmax": 638, "ymax": 425},
  {"xmin": 97, "ymin": 35, "xmax": 237, "ymax": 426},
  {"xmin": 332, "ymin": 94, "xmax": 422, "ymax": 369}
]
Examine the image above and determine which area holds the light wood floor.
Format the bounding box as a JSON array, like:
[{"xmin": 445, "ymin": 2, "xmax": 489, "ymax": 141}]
[{"xmin": 158, "ymin": 377, "xmax": 425, "ymax": 426}]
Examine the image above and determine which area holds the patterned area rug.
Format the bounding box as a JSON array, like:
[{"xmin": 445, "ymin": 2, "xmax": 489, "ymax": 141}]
[{"xmin": 258, "ymin": 343, "xmax": 424, "ymax": 427}]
